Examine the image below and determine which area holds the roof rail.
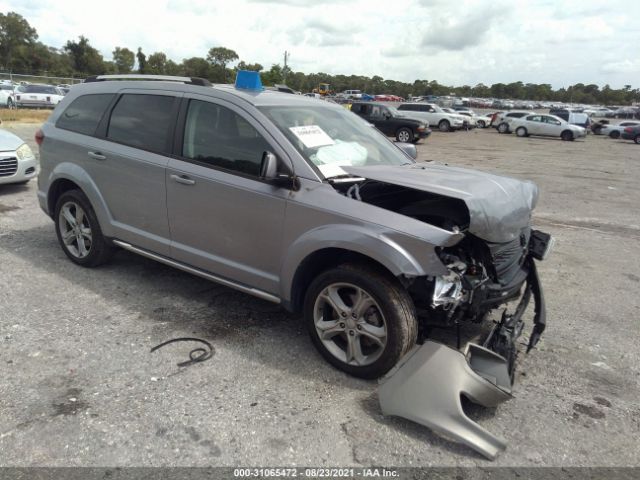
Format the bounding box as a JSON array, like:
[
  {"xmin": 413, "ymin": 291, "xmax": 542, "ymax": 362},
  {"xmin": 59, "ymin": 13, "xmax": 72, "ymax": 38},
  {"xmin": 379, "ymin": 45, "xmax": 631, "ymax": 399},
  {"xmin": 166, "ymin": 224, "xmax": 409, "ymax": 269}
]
[{"xmin": 84, "ymin": 74, "xmax": 211, "ymax": 87}]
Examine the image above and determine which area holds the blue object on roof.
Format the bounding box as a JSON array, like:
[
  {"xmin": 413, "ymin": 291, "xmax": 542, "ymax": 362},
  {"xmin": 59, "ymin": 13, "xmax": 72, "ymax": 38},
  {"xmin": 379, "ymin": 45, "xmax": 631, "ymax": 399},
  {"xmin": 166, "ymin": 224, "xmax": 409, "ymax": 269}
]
[{"xmin": 235, "ymin": 70, "xmax": 263, "ymax": 90}]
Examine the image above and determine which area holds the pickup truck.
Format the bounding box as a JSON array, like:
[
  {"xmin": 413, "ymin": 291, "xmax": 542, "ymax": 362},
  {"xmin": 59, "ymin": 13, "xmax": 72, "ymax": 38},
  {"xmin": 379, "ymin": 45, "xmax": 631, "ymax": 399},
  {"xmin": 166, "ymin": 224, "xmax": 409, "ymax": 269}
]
[{"xmin": 350, "ymin": 102, "xmax": 431, "ymax": 143}]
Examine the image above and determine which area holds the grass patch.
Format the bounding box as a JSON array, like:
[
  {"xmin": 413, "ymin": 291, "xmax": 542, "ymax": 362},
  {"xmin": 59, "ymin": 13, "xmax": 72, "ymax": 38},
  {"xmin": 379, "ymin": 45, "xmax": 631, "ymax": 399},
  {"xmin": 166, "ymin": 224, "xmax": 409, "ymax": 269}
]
[{"xmin": 0, "ymin": 109, "xmax": 52, "ymax": 124}]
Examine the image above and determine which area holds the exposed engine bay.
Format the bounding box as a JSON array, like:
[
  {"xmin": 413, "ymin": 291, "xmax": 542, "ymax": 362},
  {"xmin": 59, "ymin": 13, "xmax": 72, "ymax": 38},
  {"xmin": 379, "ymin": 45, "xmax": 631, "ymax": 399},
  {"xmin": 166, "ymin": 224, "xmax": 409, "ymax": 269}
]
[
  {"xmin": 330, "ymin": 175, "xmax": 552, "ymax": 380},
  {"xmin": 330, "ymin": 172, "xmax": 554, "ymax": 459}
]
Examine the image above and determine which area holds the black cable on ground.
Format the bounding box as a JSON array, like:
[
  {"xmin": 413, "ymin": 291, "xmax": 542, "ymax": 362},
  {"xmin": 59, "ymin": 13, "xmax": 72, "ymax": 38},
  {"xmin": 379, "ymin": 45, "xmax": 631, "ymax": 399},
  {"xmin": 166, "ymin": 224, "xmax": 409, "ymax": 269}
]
[{"xmin": 150, "ymin": 337, "xmax": 214, "ymax": 367}]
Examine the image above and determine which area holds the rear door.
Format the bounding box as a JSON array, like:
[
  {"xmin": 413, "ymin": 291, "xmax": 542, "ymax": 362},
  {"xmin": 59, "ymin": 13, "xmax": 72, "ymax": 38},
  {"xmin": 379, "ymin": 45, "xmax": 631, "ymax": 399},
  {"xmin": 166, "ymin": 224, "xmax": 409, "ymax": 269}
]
[
  {"xmin": 85, "ymin": 90, "xmax": 180, "ymax": 255},
  {"xmin": 165, "ymin": 95, "xmax": 290, "ymax": 294}
]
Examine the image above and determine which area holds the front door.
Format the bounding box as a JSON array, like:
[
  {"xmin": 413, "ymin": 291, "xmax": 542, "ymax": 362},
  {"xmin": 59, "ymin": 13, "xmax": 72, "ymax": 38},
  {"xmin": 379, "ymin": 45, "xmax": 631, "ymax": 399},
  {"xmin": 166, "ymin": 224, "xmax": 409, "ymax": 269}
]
[{"xmin": 166, "ymin": 96, "xmax": 290, "ymax": 295}]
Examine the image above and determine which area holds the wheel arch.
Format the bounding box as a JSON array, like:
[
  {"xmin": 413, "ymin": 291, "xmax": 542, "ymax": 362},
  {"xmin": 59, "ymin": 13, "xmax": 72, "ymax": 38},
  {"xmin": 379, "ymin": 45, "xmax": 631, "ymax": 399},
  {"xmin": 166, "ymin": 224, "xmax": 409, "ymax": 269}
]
[
  {"xmin": 45, "ymin": 164, "xmax": 114, "ymax": 236},
  {"xmin": 280, "ymin": 225, "xmax": 450, "ymax": 313}
]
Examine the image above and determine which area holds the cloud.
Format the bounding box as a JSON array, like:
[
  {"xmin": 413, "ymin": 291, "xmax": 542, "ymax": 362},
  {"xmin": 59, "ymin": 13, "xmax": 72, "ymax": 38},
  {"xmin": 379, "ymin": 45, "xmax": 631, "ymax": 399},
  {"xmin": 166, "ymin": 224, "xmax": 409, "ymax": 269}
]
[
  {"xmin": 600, "ymin": 60, "xmax": 640, "ymax": 74},
  {"xmin": 288, "ymin": 17, "xmax": 357, "ymax": 47},
  {"xmin": 420, "ymin": 4, "xmax": 510, "ymax": 51}
]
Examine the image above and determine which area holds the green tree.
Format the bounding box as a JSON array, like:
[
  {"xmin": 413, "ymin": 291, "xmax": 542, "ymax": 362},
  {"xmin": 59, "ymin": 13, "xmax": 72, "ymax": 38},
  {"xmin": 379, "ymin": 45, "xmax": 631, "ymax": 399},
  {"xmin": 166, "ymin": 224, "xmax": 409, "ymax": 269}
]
[
  {"xmin": 63, "ymin": 36, "xmax": 105, "ymax": 75},
  {"xmin": 146, "ymin": 52, "xmax": 167, "ymax": 74},
  {"xmin": 236, "ymin": 60, "xmax": 263, "ymax": 72},
  {"xmin": 206, "ymin": 46, "xmax": 238, "ymax": 82},
  {"xmin": 112, "ymin": 47, "xmax": 134, "ymax": 73},
  {"xmin": 0, "ymin": 12, "xmax": 37, "ymax": 70},
  {"xmin": 181, "ymin": 57, "xmax": 210, "ymax": 78}
]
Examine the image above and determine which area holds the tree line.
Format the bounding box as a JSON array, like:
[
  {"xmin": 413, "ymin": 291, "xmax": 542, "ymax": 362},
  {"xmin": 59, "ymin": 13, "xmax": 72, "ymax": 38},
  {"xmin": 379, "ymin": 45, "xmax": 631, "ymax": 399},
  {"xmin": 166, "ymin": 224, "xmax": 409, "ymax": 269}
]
[{"xmin": 1, "ymin": 11, "xmax": 638, "ymax": 105}]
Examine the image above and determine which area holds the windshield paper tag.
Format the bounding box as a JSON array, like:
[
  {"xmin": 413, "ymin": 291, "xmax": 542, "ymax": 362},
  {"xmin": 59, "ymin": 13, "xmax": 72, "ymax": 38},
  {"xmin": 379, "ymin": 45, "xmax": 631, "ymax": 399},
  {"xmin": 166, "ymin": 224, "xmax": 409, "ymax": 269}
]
[{"xmin": 289, "ymin": 125, "xmax": 335, "ymax": 149}]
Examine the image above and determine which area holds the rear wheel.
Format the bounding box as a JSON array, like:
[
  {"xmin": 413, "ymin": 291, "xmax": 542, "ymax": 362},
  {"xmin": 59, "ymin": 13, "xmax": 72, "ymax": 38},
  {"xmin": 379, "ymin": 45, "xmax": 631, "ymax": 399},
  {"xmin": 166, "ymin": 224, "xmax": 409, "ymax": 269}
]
[
  {"xmin": 304, "ymin": 263, "xmax": 417, "ymax": 379},
  {"xmin": 561, "ymin": 130, "xmax": 574, "ymax": 141},
  {"xmin": 635, "ymin": 135, "xmax": 640, "ymax": 144},
  {"xmin": 609, "ymin": 130, "xmax": 620, "ymax": 139},
  {"xmin": 396, "ymin": 127, "xmax": 413, "ymax": 143},
  {"xmin": 438, "ymin": 120, "xmax": 450, "ymax": 132},
  {"xmin": 516, "ymin": 127, "xmax": 528, "ymax": 137},
  {"xmin": 497, "ymin": 122, "xmax": 509, "ymax": 134},
  {"xmin": 54, "ymin": 189, "xmax": 114, "ymax": 267}
]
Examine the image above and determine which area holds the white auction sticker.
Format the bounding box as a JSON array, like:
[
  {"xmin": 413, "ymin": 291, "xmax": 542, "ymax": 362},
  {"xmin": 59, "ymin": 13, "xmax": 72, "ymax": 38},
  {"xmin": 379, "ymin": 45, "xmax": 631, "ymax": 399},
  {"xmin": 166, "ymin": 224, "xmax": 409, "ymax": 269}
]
[{"xmin": 289, "ymin": 125, "xmax": 335, "ymax": 149}]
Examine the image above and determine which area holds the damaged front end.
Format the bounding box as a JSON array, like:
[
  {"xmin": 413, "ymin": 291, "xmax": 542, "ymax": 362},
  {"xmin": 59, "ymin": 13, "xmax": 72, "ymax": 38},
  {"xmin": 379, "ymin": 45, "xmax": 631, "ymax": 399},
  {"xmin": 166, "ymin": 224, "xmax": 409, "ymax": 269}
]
[{"xmin": 331, "ymin": 164, "xmax": 554, "ymax": 458}]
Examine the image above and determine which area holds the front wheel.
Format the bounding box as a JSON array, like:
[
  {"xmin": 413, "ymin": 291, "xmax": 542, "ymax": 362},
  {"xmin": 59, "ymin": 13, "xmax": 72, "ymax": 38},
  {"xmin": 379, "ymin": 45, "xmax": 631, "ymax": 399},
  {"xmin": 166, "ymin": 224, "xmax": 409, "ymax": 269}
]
[
  {"xmin": 609, "ymin": 130, "xmax": 620, "ymax": 139},
  {"xmin": 54, "ymin": 189, "xmax": 114, "ymax": 267},
  {"xmin": 516, "ymin": 127, "xmax": 528, "ymax": 137},
  {"xmin": 396, "ymin": 127, "xmax": 414, "ymax": 143},
  {"xmin": 561, "ymin": 130, "xmax": 574, "ymax": 141},
  {"xmin": 438, "ymin": 120, "xmax": 450, "ymax": 132},
  {"xmin": 635, "ymin": 135, "xmax": 640, "ymax": 144},
  {"xmin": 477, "ymin": 120, "xmax": 486, "ymax": 128},
  {"xmin": 304, "ymin": 264, "xmax": 417, "ymax": 379}
]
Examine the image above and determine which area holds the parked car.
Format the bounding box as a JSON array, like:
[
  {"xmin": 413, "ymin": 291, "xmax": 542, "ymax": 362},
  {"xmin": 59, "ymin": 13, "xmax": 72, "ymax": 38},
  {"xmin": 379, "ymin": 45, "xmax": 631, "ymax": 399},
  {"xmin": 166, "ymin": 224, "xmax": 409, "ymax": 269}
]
[
  {"xmin": 475, "ymin": 113, "xmax": 494, "ymax": 128},
  {"xmin": 621, "ymin": 125, "xmax": 640, "ymax": 143},
  {"xmin": 0, "ymin": 128, "xmax": 38, "ymax": 185},
  {"xmin": 548, "ymin": 109, "xmax": 591, "ymax": 129},
  {"xmin": 15, "ymin": 84, "xmax": 65, "ymax": 108},
  {"xmin": 350, "ymin": 102, "xmax": 431, "ymax": 142},
  {"xmin": 0, "ymin": 84, "xmax": 16, "ymax": 108},
  {"xmin": 506, "ymin": 114, "xmax": 587, "ymax": 141},
  {"xmin": 37, "ymin": 74, "xmax": 551, "ymax": 382},
  {"xmin": 600, "ymin": 121, "xmax": 640, "ymax": 139},
  {"xmin": 340, "ymin": 90, "xmax": 363, "ymax": 100},
  {"xmin": 442, "ymin": 108, "xmax": 476, "ymax": 128},
  {"xmin": 493, "ymin": 111, "xmax": 531, "ymax": 133},
  {"xmin": 396, "ymin": 103, "xmax": 465, "ymax": 132}
]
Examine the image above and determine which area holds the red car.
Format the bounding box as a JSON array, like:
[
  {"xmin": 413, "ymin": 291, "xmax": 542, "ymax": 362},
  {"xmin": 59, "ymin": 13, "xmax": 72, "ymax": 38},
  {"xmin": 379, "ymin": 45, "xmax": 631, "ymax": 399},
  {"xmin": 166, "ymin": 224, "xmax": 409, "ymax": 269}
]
[{"xmin": 374, "ymin": 94, "xmax": 392, "ymax": 101}]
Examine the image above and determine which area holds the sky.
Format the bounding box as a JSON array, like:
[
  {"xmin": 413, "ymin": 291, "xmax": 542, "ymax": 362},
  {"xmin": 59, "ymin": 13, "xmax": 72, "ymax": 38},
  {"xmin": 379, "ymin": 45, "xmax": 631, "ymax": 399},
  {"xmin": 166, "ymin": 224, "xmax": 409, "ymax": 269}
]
[{"xmin": 1, "ymin": 0, "xmax": 638, "ymax": 88}]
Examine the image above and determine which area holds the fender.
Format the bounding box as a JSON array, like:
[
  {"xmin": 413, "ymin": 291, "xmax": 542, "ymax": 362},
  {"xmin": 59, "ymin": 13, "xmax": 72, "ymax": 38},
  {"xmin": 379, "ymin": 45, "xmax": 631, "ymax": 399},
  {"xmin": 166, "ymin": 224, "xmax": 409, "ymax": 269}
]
[
  {"xmin": 45, "ymin": 162, "xmax": 115, "ymax": 238},
  {"xmin": 279, "ymin": 223, "xmax": 458, "ymax": 302}
]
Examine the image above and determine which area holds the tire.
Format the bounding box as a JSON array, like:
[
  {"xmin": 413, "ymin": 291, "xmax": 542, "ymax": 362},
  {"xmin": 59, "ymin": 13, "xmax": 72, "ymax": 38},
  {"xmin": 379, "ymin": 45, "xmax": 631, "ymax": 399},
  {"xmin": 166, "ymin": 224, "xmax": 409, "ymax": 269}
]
[
  {"xmin": 561, "ymin": 130, "xmax": 574, "ymax": 141},
  {"xmin": 303, "ymin": 263, "xmax": 417, "ymax": 379},
  {"xmin": 438, "ymin": 119, "xmax": 450, "ymax": 132},
  {"xmin": 477, "ymin": 120, "xmax": 486, "ymax": 128},
  {"xmin": 396, "ymin": 127, "xmax": 414, "ymax": 143},
  {"xmin": 635, "ymin": 135, "xmax": 640, "ymax": 145},
  {"xmin": 54, "ymin": 189, "xmax": 114, "ymax": 267},
  {"xmin": 7, "ymin": 98, "xmax": 14, "ymax": 109},
  {"xmin": 516, "ymin": 127, "xmax": 528, "ymax": 137},
  {"xmin": 497, "ymin": 122, "xmax": 509, "ymax": 134},
  {"xmin": 609, "ymin": 130, "xmax": 620, "ymax": 139}
]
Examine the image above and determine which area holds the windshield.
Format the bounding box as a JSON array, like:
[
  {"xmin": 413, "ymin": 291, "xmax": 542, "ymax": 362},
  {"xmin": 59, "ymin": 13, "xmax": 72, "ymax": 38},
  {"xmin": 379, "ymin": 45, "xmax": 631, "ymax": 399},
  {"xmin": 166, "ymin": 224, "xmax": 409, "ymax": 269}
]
[{"xmin": 259, "ymin": 105, "xmax": 413, "ymax": 178}]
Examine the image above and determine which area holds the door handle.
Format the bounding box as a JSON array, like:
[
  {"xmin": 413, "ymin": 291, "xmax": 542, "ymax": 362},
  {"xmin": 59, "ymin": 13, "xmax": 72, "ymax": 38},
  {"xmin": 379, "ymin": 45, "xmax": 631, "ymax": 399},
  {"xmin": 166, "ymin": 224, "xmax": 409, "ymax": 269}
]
[
  {"xmin": 170, "ymin": 174, "xmax": 196, "ymax": 186},
  {"xmin": 87, "ymin": 151, "xmax": 106, "ymax": 160}
]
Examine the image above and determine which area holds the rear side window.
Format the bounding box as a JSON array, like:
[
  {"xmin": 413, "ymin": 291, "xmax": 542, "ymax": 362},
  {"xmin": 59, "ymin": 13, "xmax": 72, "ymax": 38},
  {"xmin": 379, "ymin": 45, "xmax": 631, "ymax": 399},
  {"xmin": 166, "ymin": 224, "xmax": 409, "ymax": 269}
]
[
  {"xmin": 56, "ymin": 94, "xmax": 115, "ymax": 136},
  {"xmin": 182, "ymin": 99, "xmax": 270, "ymax": 177},
  {"xmin": 107, "ymin": 94, "xmax": 175, "ymax": 153}
]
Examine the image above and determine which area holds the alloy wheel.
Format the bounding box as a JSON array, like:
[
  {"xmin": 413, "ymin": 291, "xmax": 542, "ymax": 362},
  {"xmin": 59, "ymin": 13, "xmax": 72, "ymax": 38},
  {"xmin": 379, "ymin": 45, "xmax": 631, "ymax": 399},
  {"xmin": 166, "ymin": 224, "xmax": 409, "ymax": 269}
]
[
  {"xmin": 58, "ymin": 201, "xmax": 93, "ymax": 259},
  {"xmin": 313, "ymin": 283, "xmax": 387, "ymax": 366}
]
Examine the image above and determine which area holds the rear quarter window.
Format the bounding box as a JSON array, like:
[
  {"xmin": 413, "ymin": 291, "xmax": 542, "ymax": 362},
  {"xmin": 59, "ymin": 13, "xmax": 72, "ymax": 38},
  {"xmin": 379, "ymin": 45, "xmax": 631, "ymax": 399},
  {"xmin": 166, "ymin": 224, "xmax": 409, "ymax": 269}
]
[{"xmin": 56, "ymin": 94, "xmax": 115, "ymax": 136}]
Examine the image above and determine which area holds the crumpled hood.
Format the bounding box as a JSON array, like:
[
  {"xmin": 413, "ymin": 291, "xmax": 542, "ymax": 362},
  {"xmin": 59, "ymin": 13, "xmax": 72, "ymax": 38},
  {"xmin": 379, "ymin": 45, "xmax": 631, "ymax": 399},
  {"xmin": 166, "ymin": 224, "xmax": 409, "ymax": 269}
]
[
  {"xmin": 342, "ymin": 163, "xmax": 538, "ymax": 243},
  {"xmin": 0, "ymin": 128, "xmax": 25, "ymax": 152}
]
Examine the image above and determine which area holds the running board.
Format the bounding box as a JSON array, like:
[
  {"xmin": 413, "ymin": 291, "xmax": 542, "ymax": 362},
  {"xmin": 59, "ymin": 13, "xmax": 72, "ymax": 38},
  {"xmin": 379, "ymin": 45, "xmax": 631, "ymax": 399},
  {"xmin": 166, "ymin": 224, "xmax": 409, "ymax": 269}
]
[{"xmin": 112, "ymin": 239, "xmax": 281, "ymax": 304}]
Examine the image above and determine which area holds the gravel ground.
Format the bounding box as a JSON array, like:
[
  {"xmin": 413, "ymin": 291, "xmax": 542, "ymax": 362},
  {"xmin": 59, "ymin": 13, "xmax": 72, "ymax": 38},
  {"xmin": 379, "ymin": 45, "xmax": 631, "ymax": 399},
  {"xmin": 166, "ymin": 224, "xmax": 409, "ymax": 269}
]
[{"xmin": 0, "ymin": 122, "xmax": 638, "ymax": 467}]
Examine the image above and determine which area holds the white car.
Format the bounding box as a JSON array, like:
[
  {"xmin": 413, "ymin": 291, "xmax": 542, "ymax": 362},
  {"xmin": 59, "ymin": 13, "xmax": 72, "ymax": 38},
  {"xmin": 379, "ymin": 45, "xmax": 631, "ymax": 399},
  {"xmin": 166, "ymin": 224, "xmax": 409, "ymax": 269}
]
[
  {"xmin": 599, "ymin": 121, "xmax": 640, "ymax": 139},
  {"xmin": 445, "ymin": 108, "xmax": 477, "ymax": 128},
  {"xmin": 507, "ymin": 114, "xmax": 586, "ymax": 141},
  {"xmin": 0, "ymin": 128, "xmax": 38, "ymax": 185},
  {"xmin": 340, "ymin": 89, "xmax": 363, "ymax": 100},
  {"xmin": 0, "ymin": 83, "xmax": 16, "ymax": 108},
  {"xmin": 475, "ymin": 113, "xmax": 494, "ymax": 128},
  {"xmin": 15, "ymin": 84, "xmax": 65, "ymax": 108},
  {"xmin": 396, "ymin": 103, "xmax": 465, "ymax": 131}
]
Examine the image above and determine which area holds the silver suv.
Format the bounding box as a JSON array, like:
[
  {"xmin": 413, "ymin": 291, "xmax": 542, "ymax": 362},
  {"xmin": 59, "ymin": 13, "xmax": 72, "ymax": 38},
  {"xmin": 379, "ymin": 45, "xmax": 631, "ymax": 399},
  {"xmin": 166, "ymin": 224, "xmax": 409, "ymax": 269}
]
[{"xmin": 37, "ymin": 74, "xmax": 552, "ymax": 380}]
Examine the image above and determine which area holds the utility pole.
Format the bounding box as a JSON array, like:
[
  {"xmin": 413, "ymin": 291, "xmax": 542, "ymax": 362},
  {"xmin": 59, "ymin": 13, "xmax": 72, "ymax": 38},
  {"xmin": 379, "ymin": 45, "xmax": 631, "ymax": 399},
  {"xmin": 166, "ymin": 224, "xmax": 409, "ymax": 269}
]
[{"xmin": 283, "ymin": 50, "xmax": 290, "ymax": 84}]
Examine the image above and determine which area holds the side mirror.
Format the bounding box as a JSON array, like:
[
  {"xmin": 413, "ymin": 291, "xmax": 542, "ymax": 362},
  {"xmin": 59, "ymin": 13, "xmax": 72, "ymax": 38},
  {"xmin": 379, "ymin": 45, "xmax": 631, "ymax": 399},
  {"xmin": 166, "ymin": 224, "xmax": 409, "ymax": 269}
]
[
  {"xmin": 395, "ymin": 142, "xmax": 417, "ymax": 160},
  {"xmin": 260, "ymin": 152, "xmax": 299, "ymax": 190}
]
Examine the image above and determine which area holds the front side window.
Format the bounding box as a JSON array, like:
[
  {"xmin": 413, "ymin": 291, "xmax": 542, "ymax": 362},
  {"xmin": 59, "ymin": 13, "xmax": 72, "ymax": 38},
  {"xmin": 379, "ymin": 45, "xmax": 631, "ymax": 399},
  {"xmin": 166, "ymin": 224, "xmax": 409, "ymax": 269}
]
[
  {"xmin": 57, "ymin": 94, "xmax": 115, "ymax": 136},
  {"xmin": 259, "ymin": 104, "xmax": 412, "ymax": 178},
  {"xmin": 107, "ymin": 94, "xmax": 175, "ymax": 153},
  {"xmin": 182, "ymin": 100, "xmax": 270, "ymax": 177}
]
